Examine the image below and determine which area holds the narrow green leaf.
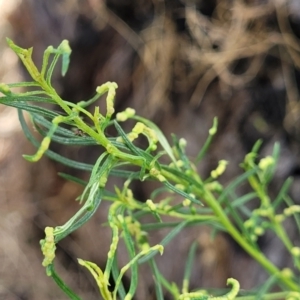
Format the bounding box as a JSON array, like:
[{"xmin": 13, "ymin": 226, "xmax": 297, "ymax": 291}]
[
  {"xmin": 55, "ymin": 189, "xmax": 102, "ymax": 242},
  {"xmin": 122, "ymin": 217, "xmax": 139, "ymax": 298},
  {"xmin": 273, "ymin": 177, "xmax": 293, "ymax": 210},
  {"xmin": 255, "ymin": 275, "xmax": 278, "ymax": 300},
  {"xmin": 10, "ymin": 102, "xmax": 59, "ymax": 118},
  {"xmin": 161, "ymin": 165, "xmax": 204, "ymax": 191},
  {"xmin": 164, "ymin": 181, "xmax": 202, "ymax": 205},
  {"xmin": 62, "ymin": 54, "xmax": 70, "ymax": 77},
  {"xmin": 138, "ymin": 220, "xmax": 189, "ymax": 264},
  {"xmin": 196, "ymin": 117, "xmax": 218, "ymax": 162},
  {"xmin": 57, "ymin": 173, "xmax": 87, "ymax": 186},
  {"xmin": 7, "ymin": 81, "xmax": 41, "ymax": 88},
  {"xmin": 284, "ymin": 194, "xmax": 300, "ymax": 234},
  {"xmin": 231, "ymin": 192, "xmax": 257, "ymax": 208},
  {"xmin": 46, "ymin": 53, "xmax": 60, "ymax": 84},
  {"xmin": 150, "ymin": 264, "xmax": 180, "ymax": 298},
  {"xmin": 18, "ymin": 109, "xmax": 94, "ymax": 171},
  {"xmin": 149, "ymin": 259, "xmax": 164, "ymax": 300},
  {"xmin": 111, "ymin": 253, "xmax": 126, "ymax": 299},
  {"xmin": 263, "ymin": 142, "xmax": 280, "ymax": 184},
  {"xmin": 182, "ymin": 242, "xmax": 198, "ymax": 293},
  {"xmin": 47, "ymin": 264, "xmax": 82, "ymax": 300},
  {"xmin": 218, "ymin": 169, "xmax": 257, "ymax": 204},
  {"xmin": 0, "ymin": 94, "xmax": 54, "ymax": 103}
]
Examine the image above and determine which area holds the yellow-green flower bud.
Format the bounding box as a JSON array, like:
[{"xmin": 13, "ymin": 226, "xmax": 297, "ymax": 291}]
[
  {"xmin": 127, "ymin": 132, "xmax": 139, "ymax": 142},
  {"xmin": 0, "ymin": 83, "xmax": 11, "ymax": 95},
  {"xmin": 116, "ymin": 112, "xmax": 128, "ymax": 122},
  {"xmin": 175, "ymin": 184, "xmax": 185, "ymax": 191},
  {"xmin": 209, "ymin": 127, "xmax": 217, "ymax": 135},
  {"xmin": 96, "ymin": 82, "xmax": 118, "ymax": 118},
  {"xmin": 144, "ymin": 127, "xmax": 158, "ymax": 143},
  {"xmin": 205, "ymin": 181, "xmax": 223, "ymax": 193},
  {"xmin": 116, "ymin": 107, "xmax": 136, "ymax": 122},
  {"xmin": 156, "ymin": 174, "xmax": 166, "ymax": 182},
  {"xmin": 179, "ymin": 138, "xmax": 187, "ymax": 148},
  {"xmin": 211, "ymin": 160, "xmax": 228, "ymax": 179},
  {"xmin": 106, "ymin": 143, "xmax": 115, "ymax": 154},
  {"xmin": 140, "ymin": 242, "xmax": 150, "ymax": 251},
  {"xmin": 287, "ymin": 292, "xmax": 300, "ymax": 300},
  {"xmin": 117, "ymin": 214, "xmax": 124, "ymax": 223},
  {"xmin": 183, "ymin": 199, "xmax": 191, "ymax": 207},
  {"xmin": 185, "ymin": 169, "xmax": 193, "ymax": 176},
  {"xmin": 60, "ymin": 40, "xmax": 71, "ymax": 54},
  {"xmin": 41, "ymin": 227, "xmax": 56, "ymax": 267},
  {"xmin": 244, "ymin": 219, "xmax": 254, "ymax": 228},
  {"xmin": 150, "ymin": 167, "xmax": 166, "ymax": 181},
  {"xmin": 146, "ymin": 199, "xmax": 156, "ymax": 211},
  {"xmin": 284, "ymin": 205, "xmax": 300, "ymax": 216},
  {"xmin": 254, "ymin": 226, "xmax": 265, "ymax": 236},
  {"xmin": 99, "ymin": 176, "xmax": 107, "ymax": 188},
  {"xmin": 281, "ymin": 268, "xmax": 294, "ymax": 279},
  {"xmin": 176, "ymin": 160, "xmax": 184, "ymax": 167},
  {"xmin": 116, "ymin": 136, "xmax": 124, "ymax": 143},
  {"xmin": 150, "ymin": 168, "xmax": 160, "ymax": 177},
  {"xmin": 250, "ymin": 234, "xmax": 257, "ymax": 242},
  {"xmin": 256, "ymin": 207, "xmax": 273, "ymax": 217},
  {"xmin": 275, "ymin": 214, "xmax": 285, "ymax": 223},
  {"xmin": 258, "ymin": 156, "xmax": 274, "ymax": 170},
  {"xmin": 132, "ymin": 122, "xmax": 145, "ymax": 134},
  {"xmin": 149, "ymin": 144, "xmax": 157, "ymax": 151},
  {"xmin": 291, "ymin": 247, "xmax": 300, "ymax": 257},
  {"xmin": 125, "ymin": 107, "xmax": 135, "ymax": 116}
]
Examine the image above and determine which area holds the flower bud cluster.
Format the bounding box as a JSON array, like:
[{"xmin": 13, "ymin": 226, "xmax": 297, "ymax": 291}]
[
  {"xmin": 96, "ymin": 82, "xmax": 118, "ymax": 119},
  {"xmin": 150, "ymin": 167, "xmax": 166, "ymax": 182},
  {"xmin": 258, "ymin": 156, "xmax": 274, "ymax": 170},
  {"xmin": 211, "ymin": 160, "xmax": 228, "ymax": 179},
  {"xmin": 117, "ymin": 121, "xmax": 158, "ymax": 151},
  {"xmin": 116, "ymin": 107, "xmax": 136, "ymax": 122},
  {"xmin": 40, "ymin": 227, "xmax": 56, "ymax": 268}
]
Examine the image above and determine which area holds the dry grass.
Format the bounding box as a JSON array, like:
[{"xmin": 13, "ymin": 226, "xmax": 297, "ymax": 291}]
[{"xmin": 75, "ymin": 0, "xmax": 300, "ymax": 136}]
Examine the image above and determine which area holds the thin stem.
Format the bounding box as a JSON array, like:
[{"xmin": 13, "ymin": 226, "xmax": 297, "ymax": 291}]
[{"xmin": 198, "ymin": 188, "xmax": 299, "ymax": 292}]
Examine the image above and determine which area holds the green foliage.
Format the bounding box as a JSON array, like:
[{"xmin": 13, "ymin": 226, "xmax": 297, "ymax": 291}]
[{"xmin": 1, "ymin": 39, "xmax": 300, "ymax": 300}]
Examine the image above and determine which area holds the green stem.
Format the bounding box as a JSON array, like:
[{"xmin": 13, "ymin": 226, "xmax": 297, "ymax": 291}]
[
  {"xmin": 200, "ymin": 189, "xmax": 299, "ymax": 292},
  {"xmin": 247, "ymin": 174, "xmax": 300, "ymax": 271}
]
